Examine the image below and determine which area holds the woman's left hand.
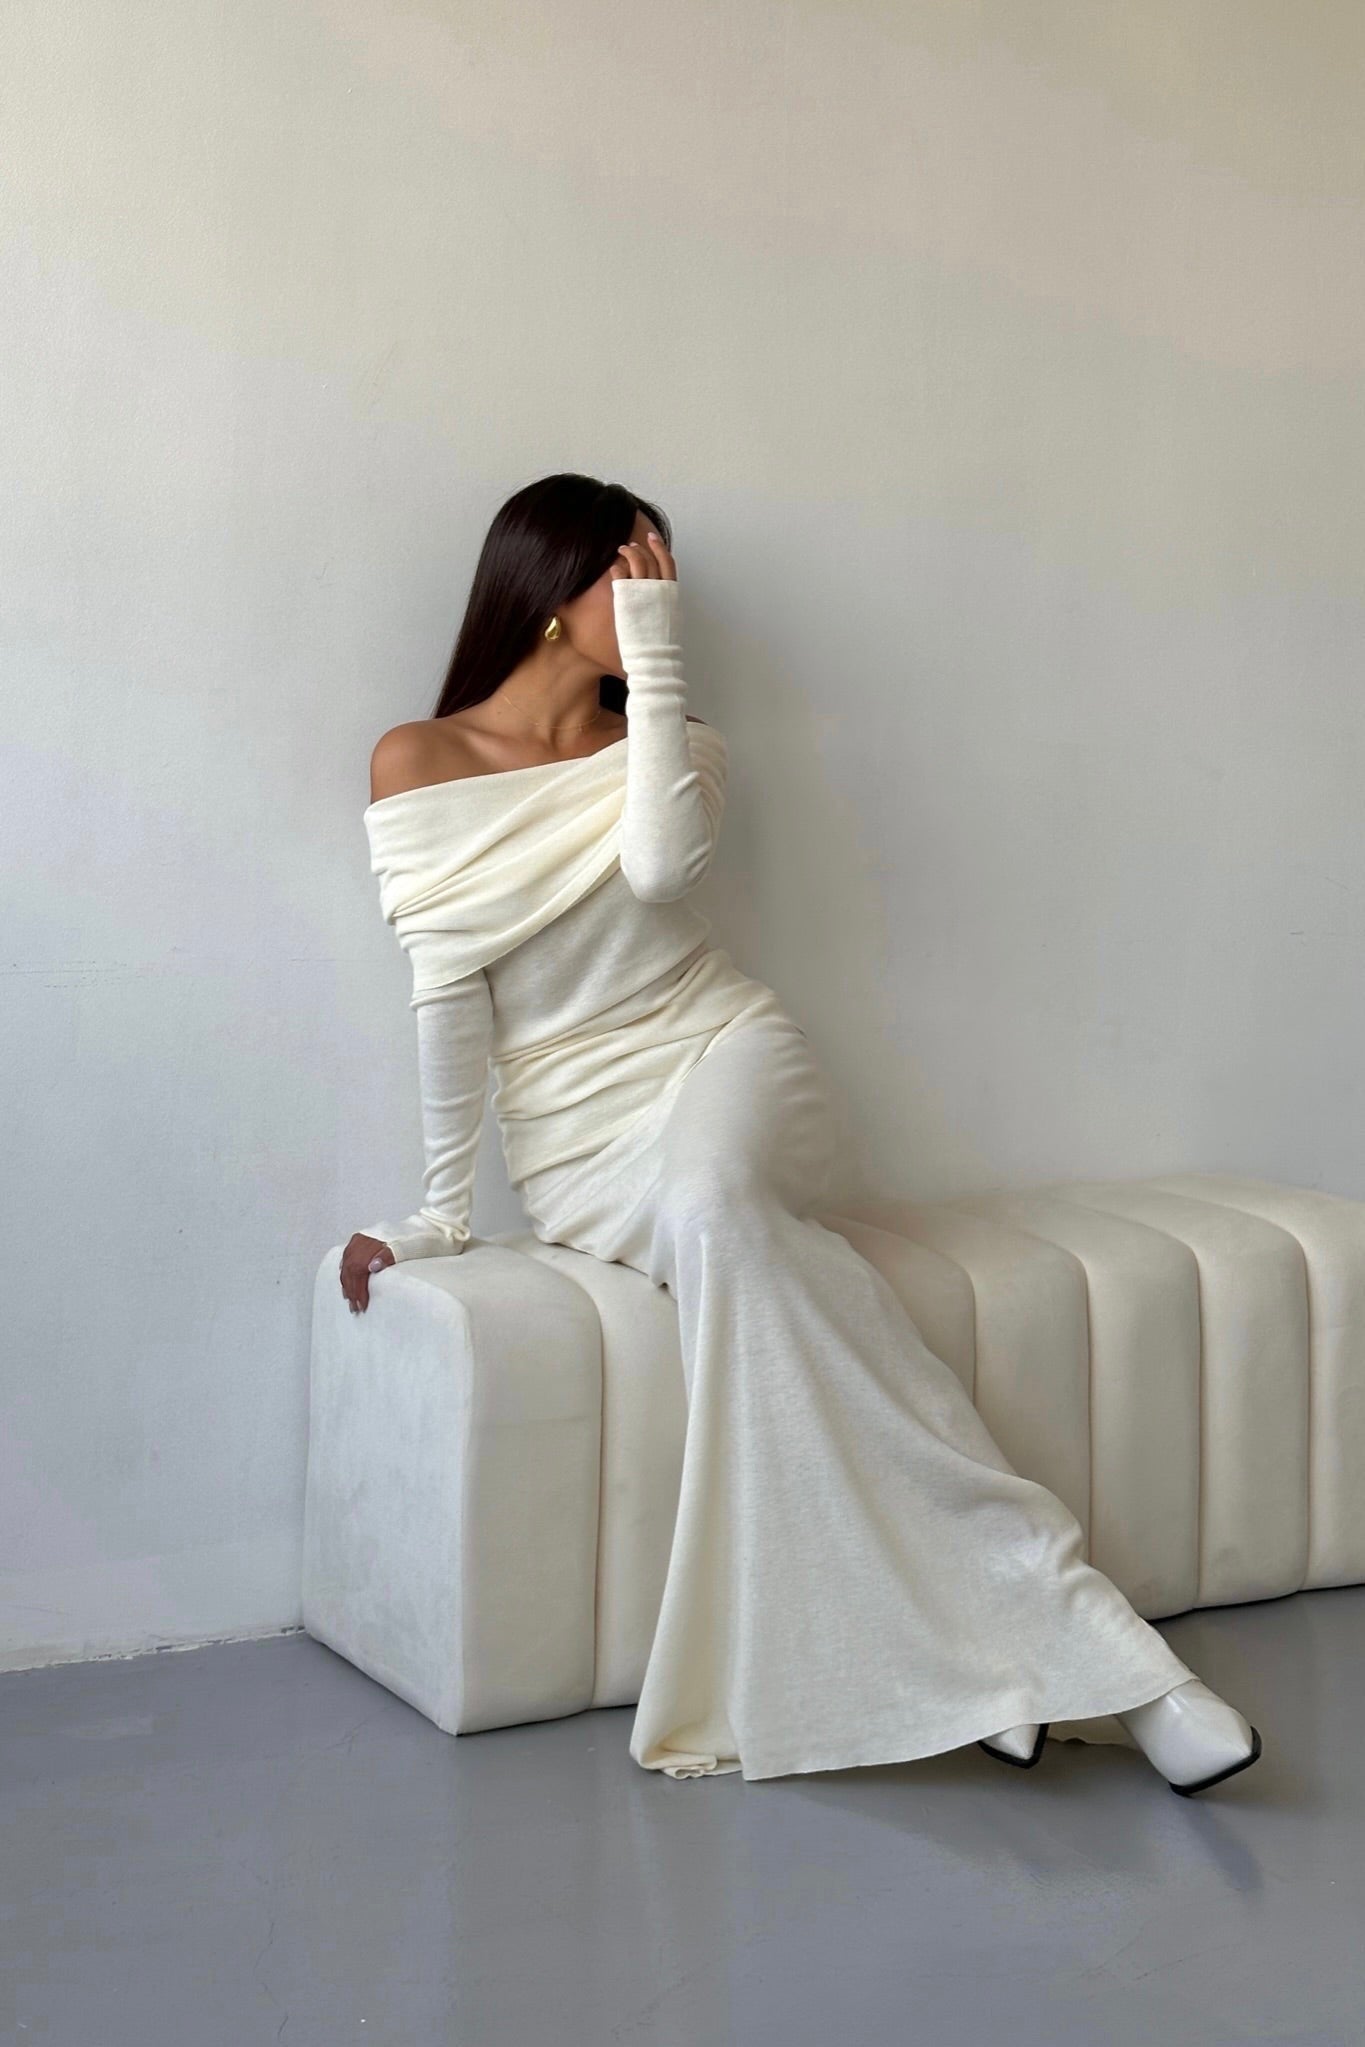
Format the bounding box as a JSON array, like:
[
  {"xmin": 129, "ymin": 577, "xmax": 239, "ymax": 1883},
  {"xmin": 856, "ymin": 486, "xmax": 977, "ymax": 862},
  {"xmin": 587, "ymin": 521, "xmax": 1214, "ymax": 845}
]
[{"xmin": 614, "ymin": 531, "xmax": 677, "ymax": 584}]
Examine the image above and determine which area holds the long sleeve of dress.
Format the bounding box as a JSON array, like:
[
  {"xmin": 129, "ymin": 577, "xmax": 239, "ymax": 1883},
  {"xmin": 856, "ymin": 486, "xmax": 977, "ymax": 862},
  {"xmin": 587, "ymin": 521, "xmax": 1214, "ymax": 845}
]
[
  {"xmin": 356, "ymin": 966, "xmax": 493, "ymax": 1262},
  {"xmin": 613, "ymin": 576, "xmax": 726, "ymax": 903}
]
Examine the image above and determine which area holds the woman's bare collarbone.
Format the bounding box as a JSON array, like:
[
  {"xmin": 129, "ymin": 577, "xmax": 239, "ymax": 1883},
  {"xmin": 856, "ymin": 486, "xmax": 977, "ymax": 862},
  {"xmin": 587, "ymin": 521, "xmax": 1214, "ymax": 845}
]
[
  {"xmin": 441, "ymin": 704, "xmax": 630, "ymax": 778},
  {"xmin": 370, "ymin": 707, "xmax": 627, "ymax": 803},
  {"xmin": 371, "ymin": 704, "xmax": 707, "ymax": 805}
]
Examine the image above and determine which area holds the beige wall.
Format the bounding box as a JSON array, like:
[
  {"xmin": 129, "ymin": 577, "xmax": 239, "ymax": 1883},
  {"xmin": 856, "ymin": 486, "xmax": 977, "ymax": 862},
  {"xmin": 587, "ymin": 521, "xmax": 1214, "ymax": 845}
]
[{"xmin": 5, "ymin": 0, "xmax": 1363, "ymax": 1665}]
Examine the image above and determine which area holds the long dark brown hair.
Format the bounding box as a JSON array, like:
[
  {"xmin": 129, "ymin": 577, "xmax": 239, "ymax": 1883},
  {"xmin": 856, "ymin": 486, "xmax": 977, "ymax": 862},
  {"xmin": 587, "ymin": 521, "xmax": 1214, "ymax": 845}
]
[{"xmin": 431, "ymin": 473, "xmax": 672, "ymax": 720}]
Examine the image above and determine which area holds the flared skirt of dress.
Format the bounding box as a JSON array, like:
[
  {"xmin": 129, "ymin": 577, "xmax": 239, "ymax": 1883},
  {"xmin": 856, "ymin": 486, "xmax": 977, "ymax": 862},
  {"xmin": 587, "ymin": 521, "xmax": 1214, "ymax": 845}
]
[{"xmin": 516, "ymin": 1009, "xmax": 1195, "ymax": 1782}]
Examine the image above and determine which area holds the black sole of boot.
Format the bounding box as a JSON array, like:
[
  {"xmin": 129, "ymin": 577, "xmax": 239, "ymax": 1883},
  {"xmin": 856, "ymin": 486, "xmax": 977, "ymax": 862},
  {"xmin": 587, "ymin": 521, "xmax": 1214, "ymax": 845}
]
[
  {"xmin": 978, "ymin": 1722, "xmax": 1049, "ymax": 1769},
  {"xmin": 1168, "ymin": 1722, "xmax": 1263, "ymax": 1796}
]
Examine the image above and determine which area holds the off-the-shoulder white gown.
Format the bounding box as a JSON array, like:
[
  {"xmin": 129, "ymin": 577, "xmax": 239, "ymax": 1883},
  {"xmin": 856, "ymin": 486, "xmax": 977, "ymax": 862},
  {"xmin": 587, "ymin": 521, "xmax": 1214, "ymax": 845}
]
[{"xmin": 359, "ymin": 576, "xmax": 1195, "ymax": 1783}]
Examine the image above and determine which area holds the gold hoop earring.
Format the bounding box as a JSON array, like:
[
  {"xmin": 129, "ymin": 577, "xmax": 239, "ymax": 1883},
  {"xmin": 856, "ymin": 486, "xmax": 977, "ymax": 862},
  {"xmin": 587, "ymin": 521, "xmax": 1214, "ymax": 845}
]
[{"xmin": 544, "ymin": 615, "xmax": 562, "ymax": 641}]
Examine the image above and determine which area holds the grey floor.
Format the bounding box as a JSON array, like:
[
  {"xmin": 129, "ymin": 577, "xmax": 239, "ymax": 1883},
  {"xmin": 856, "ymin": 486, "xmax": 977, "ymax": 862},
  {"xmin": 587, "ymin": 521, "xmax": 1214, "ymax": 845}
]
[{"xmin": 3, "ymin": 1587, "xmax": 1362, "ymax": 2047}]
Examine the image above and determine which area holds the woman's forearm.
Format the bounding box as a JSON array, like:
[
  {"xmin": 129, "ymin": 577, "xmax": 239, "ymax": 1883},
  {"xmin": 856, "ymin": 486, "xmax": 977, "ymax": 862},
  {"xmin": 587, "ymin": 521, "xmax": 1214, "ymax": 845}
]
[
  {"xmin": 614, "ymin": 576, "xmax": 725, "ymax": 903},
  {"xmin": 357, "ymin": 968, "xmax": 493, "ymax": 1261}
]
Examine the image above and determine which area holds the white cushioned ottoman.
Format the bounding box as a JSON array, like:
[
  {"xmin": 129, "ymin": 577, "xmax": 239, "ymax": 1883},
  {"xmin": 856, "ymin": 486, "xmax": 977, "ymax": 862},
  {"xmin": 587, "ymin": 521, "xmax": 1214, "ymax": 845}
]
[
  {"xmin": 302, "ymin": 1242, "xmax": 605, "ymax": 1735},
  {"xmin": 302, "ymin": 1173, "xmax": 1365, "ymax": 1739}
]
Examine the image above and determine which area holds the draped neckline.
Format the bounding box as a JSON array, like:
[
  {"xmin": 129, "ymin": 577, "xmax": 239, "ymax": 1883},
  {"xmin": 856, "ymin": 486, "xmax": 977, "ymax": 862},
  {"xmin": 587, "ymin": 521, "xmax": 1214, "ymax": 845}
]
[{"xmin": 362, "ymin": 719, "xmax": 726, "ymax": 997}]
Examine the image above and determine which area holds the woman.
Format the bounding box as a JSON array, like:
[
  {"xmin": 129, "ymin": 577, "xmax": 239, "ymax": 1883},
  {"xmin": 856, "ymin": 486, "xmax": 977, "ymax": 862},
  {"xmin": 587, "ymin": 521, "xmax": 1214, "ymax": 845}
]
[{"xmin": 341, "ymin": 472, "xmax": 1263, "ymax": 1795}]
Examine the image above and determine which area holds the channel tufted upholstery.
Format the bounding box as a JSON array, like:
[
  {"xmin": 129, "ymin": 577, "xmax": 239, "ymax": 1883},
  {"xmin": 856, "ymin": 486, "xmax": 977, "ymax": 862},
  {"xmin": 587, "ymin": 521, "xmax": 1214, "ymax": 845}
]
[{"xmin": 302, "ymin": 1173, "xmax": 1365, "ymax": 1738}]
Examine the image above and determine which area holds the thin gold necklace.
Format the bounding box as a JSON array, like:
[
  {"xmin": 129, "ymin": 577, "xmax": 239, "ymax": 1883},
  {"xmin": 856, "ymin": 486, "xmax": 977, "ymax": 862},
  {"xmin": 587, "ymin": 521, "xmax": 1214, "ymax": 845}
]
[{"xmin": 490, "ymin": 687, "xmax": 606, "ymax": 738}]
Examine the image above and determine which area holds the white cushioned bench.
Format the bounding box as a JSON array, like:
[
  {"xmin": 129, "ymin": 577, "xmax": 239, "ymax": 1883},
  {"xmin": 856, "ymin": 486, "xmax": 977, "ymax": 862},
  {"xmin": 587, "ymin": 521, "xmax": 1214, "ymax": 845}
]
[{"xmin": 301, "ymin": 1173, "xmax": 1365, "ymax": 1740}]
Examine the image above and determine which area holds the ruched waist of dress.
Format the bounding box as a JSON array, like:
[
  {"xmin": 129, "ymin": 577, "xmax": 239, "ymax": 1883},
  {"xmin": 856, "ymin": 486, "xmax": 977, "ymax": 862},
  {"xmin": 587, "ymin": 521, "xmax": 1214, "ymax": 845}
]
[{"xmin": 490, "ymin": 943, "xmax": 791, "ymax": 1183}]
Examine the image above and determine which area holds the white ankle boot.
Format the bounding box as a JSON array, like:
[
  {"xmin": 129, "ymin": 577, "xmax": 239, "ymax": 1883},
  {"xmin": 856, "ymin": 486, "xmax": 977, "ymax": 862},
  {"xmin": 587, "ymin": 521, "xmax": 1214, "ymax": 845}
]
[
  {"xmin": 1117, "ymin": 1678, "xmax": 1262, "ymax": 1795},
  {"xmin": 979, "ymin": 1721, "xmax": 1048, "ymax": 1768}
]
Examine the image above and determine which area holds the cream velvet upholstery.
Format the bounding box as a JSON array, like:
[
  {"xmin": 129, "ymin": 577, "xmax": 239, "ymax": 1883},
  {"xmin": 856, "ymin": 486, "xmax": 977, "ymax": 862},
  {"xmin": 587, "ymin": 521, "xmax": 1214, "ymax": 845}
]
[
  {"xmin": 302, "ymin": 1242, "xmax": 605, "ymax": 1734},
  {"xmin": 302, "ymin": 1173, "xmax": 1365, "ymax": 1737}
]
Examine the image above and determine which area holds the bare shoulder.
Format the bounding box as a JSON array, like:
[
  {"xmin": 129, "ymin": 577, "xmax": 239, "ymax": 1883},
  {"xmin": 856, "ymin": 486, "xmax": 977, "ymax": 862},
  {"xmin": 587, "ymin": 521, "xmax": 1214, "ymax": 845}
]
[{"xmin": 369, "ymin": 721, "xmax": 475, "ymax": 803}]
